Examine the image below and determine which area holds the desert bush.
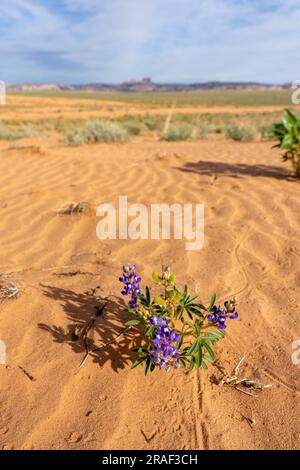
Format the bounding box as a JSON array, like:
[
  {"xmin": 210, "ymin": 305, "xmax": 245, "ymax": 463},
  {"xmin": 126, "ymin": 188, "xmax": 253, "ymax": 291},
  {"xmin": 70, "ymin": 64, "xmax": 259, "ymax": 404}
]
[
  {"xmin": 0, "ymin": 127, "xmax": 29, "ymax": 141},
  {"xmin": 144, "ymin": 118, "xmax": 157, "ymax": 130},
  {"xmin": 66, "ymin": 120, "xmax": 129, "ymax": 145},
  {"xmin": 197, "ymin": 123, "xmax": 216, "ymax": 139},
  {"xmin": 225, "ymin": 124, "xmax": 256, "ymax": 142},
  {"xmin": 123, "ymin": 120, "xmax": 143, "ymax": 136},
  {"xmin": 161, "ymin": 124, "xmax": 194, "ymax": 141},
  {"xmin": 267, "ymin": 109, "xmax": 300, "ymax": 177}
]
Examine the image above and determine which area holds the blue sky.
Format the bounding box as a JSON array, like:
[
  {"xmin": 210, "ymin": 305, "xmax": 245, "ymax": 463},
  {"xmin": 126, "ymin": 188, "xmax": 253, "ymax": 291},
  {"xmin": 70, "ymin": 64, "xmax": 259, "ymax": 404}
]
[{"xmin": 0, "ymin": 0, "xmax": 299, "ymax": 84}]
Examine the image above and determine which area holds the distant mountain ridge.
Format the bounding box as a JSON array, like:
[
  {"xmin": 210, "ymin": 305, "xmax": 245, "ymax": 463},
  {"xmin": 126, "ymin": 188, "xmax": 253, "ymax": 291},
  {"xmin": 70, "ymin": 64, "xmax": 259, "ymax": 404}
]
[{"xmin": 7, "ymin": 78, "xmax": 291, "ymax": 92}]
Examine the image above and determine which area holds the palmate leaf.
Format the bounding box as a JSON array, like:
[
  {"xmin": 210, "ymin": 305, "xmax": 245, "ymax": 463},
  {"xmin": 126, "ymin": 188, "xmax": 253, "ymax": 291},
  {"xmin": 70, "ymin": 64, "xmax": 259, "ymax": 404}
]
[
  {"xmin": 195, "ymin": 343, "xmax": 203, "ymax": 367},
  {"xmin": 201, "ymin": 329, "xmax": 225, "ymax": 342},
  {"xmin": 125, "ymin": 319, "xmax": 144, "ymax": 326},
  {"xmin": 178, "ymin": 357, "xmax": 187, "ymax": 368},
  {"xmin": 131, "ymin": 356, "xmax": 148, "ymax": 369},
  {"xmin": 208, "ymin": 293, "xmax": 217, "ymax": 311},
  {"xmin": 203, "ymin": 354, "xmax": 214, "ymax": 364},
  {"xmin": 186, "ymin": 340, "xmax": 198, "ymax": 355},
  {"xmin": 144, "ymin": 357, "xmax": 156, "ymax": 375},
  {"xmin": 152, "ymin": 272, "xmax": 162, "ymax": 283},
  {"xmin": 145, "ymin": 324, "xmax": 156, "ymax": 336},
  {"xmin": 202, "ymin": 341, "xmax": 215, "ymax": 362},
  {"xmin": 144, "ymin": 357, "xmax": 151, "ymax": 376},
  {"xmin": 280, "ymin": 134, "xmax": 294, "ymax": 149},
  {"xmin": 282, "ymin": 108, "xmax": 298, "ymax": 131},
  {"xmin": 189, "ymin": 355, "xmax": 196, "ymax": 371}
]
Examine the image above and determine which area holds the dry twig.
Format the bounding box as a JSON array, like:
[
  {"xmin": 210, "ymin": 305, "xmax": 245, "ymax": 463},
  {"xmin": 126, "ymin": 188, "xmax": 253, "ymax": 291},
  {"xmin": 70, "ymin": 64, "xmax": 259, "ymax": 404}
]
[
  {"xmin": 0, "ymin": 282, "xmax": 20, "ymax": 300},
  {"xmin": 218, "ymin": 355, "xmax": 272, "ymax": 397}
]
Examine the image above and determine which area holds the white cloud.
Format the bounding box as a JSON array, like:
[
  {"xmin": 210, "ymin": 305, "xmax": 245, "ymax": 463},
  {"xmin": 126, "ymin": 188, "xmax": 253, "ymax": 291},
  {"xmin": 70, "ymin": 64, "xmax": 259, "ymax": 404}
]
[{"xmin": 0, "ymin": 0, "xmax": 299, "ymax": 83}]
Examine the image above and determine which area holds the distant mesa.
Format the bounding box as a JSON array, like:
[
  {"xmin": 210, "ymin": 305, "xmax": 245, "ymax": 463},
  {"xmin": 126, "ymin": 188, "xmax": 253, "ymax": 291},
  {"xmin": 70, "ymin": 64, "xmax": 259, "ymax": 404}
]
[{"xmin": 7, "ymin": 78, "xmax": 290, "ymax": 93}]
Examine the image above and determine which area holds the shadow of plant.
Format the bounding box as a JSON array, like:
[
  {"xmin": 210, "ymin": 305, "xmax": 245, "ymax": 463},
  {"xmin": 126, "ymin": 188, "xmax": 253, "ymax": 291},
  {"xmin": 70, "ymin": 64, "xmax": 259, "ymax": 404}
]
[
  {"xmin": 176, "ymin": 160, "xmax": 291, "ymax": 180},
  {"xmin": 38, "ymin": 285, "xmax": 142, "ymax": 372}
]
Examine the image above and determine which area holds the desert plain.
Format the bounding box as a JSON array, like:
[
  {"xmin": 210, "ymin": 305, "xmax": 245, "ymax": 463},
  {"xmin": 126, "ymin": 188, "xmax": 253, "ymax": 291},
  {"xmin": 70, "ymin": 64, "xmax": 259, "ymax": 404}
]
[{"xmin": 0, "ymin": 91, "xmax": 299, "ymax": 450}]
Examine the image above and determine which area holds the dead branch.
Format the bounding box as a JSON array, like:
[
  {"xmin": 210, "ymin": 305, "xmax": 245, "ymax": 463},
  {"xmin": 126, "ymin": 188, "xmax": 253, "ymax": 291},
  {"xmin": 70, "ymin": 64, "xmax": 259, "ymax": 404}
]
[{"xmin": 218, "ymin": 355, "xmax": 272, "ymax": 397}]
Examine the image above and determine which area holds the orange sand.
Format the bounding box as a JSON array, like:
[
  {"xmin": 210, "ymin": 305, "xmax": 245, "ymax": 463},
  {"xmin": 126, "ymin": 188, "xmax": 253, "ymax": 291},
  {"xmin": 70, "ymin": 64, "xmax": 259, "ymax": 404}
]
[{"xmin": 0, "ymin": 97, "xmax": 299, "ymax": 450}]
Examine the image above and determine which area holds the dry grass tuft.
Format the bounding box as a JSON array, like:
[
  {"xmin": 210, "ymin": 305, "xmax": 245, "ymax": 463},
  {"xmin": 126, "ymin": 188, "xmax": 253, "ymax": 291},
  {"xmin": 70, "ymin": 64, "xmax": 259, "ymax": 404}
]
[
  {"xmin": 55, "ymin": 201, "xmax": 92, "ymax": 215},
  {"xmin": 0, "ymin": 282, "xmax": 21, "ymax": 300}
]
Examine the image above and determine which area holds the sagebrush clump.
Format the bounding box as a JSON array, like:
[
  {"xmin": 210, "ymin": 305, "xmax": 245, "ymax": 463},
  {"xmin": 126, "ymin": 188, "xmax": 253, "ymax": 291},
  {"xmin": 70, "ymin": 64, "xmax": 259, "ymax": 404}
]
[
  {"xmin": 65, "ymin": 120, "xmax": 129, "ymax": 145},
  {"xmin": 0, "ymin": 127, "xmax": 29, "ymax": 141},
  {"xmin": 161, "ymin": 124, "xmax": 194, "ymax": 141},
  {"xmin": 226, "ymin": 124, "xmax": 256, "ymax": 142}
]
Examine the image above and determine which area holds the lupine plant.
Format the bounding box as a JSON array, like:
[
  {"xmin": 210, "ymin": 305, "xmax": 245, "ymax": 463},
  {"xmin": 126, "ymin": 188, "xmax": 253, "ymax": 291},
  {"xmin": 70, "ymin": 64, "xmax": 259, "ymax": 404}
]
[
  {"xmin": 268, "ymin": 108, "xmax": 300, "ymax": 178},
  {"xmin": 119, "ymin": 264, "xmax": 239, "ymax": 374}
]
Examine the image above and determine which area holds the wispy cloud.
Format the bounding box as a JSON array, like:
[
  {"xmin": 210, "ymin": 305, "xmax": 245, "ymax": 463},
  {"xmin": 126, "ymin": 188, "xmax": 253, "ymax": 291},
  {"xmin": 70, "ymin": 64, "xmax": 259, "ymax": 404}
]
[{"xmin": 0, "ymin": 0, "xmax": 299, "ymax": 83}]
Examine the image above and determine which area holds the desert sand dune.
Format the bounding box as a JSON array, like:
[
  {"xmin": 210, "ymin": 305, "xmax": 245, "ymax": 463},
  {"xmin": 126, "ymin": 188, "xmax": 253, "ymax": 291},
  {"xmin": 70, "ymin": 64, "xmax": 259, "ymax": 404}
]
[{"xmin": 0, "ymin": 123, "xmax": 299, "ymax": 450}]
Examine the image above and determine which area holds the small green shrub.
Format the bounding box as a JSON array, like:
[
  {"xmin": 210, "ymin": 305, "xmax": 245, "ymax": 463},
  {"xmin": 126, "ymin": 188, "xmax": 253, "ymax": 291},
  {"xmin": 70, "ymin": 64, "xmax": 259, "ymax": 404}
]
[
  {"xmin": 197, "ymin": 123, "xmax": 215, "ymax": 139},
  {"xmin": 66, "ymin": 120, "xmax": 129, "ymax": 145},
  {"xmin": 225, "ymin": 124, "xmax": 256, "ymax": 142},
  {"xmin": 144, "ymin": 118, "xmax": 157, "ymax": 130},
  {"xmin": 161, "ymin": 124, "xmax": 194, "ymax": 141},
  {"xmin": 267, "ymin": 108, "xmax": 300, "ymax": 177},
  {"xmin": 0, "ymin": 127, "xmax": 30, "ymax": 141},
  {"xmin": 123, "ymin": 121, "xmax": 143, "ymax": 136}
]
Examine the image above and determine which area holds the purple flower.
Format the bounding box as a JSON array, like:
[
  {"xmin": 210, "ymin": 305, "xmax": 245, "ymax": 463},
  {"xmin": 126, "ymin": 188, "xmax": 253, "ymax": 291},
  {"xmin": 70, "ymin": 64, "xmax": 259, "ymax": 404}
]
[
  {"xmin": 150, "ymin": 316, "xmax": 181, "ymax": 371},
  {"xmin": 119, "ymin": 264, "xmax": 141, "ymax": 309},
  {"xmin": 207, "ymin": 299, "xmax": 238, "ymax": 330}
]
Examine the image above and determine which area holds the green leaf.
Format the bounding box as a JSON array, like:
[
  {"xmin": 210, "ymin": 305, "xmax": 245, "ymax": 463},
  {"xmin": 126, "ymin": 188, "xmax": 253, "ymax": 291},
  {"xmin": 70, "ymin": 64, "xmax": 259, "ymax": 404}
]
[
  {"xmin": 145, "ymin": 325, "xmax": 156, "ymax": 336},
  {"xmin": 125, "ymin": 319, "xmax": 143, "ymax": 326},
  {"xmin": 203, "ymin": 342, "xmax": 215, "ymax": 362},
  {"xmin": 189, "ymin": 355, "xmax": 196, "ymax": 371},
  {"xmin": 282, "ymin": 108, "xmax": 298, "ymax": 131},
  {"xmin": 178, "ymin": 357, "xmax": 187, "ymax": 368},
  {"xmin": 208, "ymin": 293, "xmax": 217, "ymax": 311},
  {"xmin": 152, "ymin": 272, "xmax": 162, "ymax": 283},
  {"xmin": 145, "ymin": 286, "xmax": 151, "ymax": 305},
  {"xmin": 144, "ymin": 357, "xmax": 151, "ymax": 376},
  {"xmin": 196, "ymin": 343, "xmax": 203, "ymax": 367},
  {"xmin": 185, "ymin": 308, "xmax": 193, "ymax": 320},
  {"xmin": 154, "ymin": 296, "xmax": 166, "ymax": 306},
  {"xmin": 131, "ymin": 356, "xmax": 148, "ymax": 369},
  {"xmin": 186, "ymin": 340, "xmax": 198, "ymax": 355},
  {"xmin": 280, "ymin": 134, "xmax": 294, "ymax": 149}
]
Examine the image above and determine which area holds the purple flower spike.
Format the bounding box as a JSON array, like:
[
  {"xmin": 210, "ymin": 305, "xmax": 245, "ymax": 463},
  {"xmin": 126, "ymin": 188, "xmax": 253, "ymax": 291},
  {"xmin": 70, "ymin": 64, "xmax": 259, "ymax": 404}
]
[
  {"xmin": 150, "ymin": 315, "xmax": 181, "ymax": 371},
  {"xmin": 150, "ymin": 315, "xmax": 158, "ymax": 326},
  {"xmin": 207, "ymin": 298, "xmax": 239, "ymax": 330},
  {"xmin": 119, "ymin": 264, "xmax": 141, "ymax": 309}
]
